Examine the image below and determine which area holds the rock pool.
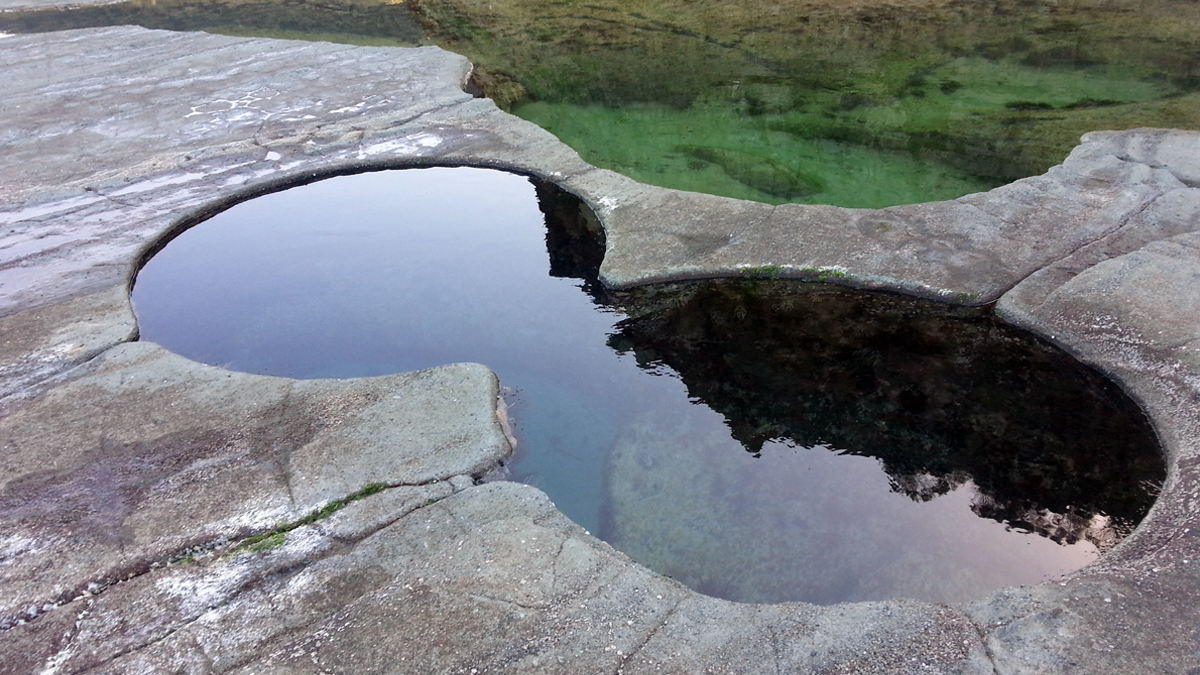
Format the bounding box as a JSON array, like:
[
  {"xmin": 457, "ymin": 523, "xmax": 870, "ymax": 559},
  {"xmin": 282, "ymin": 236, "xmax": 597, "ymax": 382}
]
[{"xmin": 132, "ymin": 166, "xmax": 1164, "ymax": 604}]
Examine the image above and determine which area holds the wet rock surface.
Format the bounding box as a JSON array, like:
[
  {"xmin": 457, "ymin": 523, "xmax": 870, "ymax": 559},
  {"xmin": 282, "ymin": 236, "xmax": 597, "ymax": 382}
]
[{"xmin": 0, "ymin": 25, "xmax": 1198, "ymax": 674}]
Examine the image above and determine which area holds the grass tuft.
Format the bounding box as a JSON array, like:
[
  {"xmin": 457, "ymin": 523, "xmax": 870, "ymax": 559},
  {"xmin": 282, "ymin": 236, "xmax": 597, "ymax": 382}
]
[{"xmin": 228, "ymin": 482, "xmax": 390, "ymax": 556}]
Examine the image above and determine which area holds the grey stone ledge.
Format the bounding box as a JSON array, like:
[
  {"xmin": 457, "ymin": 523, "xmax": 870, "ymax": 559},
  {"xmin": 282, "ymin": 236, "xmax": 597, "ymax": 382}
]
[
  {"xmin": 0, "ymin": 0, "xmax": 124, "ymax": 11},
  {"xmin": 1, "ymin": 26, "xmax": 1198, "ymax": 674}
]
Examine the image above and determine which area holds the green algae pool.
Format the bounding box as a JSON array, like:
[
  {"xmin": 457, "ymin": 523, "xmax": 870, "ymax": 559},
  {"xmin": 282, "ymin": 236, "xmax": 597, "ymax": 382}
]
[
  {"xmin": 3, "ymin": 0, "xmax": 1198, "ymax": 207},
  {"xmin": 512, "ymin": 101, "xmax": 997, "ymax": 208},
  {"xmin": 413, "ymin": 0, "xmax": 1200, "ymax": 205}
]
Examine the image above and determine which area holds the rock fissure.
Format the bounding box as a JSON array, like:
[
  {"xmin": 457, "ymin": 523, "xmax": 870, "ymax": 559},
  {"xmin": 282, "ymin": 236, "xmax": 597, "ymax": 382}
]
[
  {"xmin": 318, "ymin": 487, "xmax": 461, "ymax": 545},
  {"xmin": 961, "ymin": 612, "xmax": 1002, "ymax": 675},
  {"xmin": 50, "ymin": 602, "xmax": 97, "ymax": 675},
  {"xmin": 141, "ymin": 482, "xmax": 480, "ymax": 659},
  {"xmin": 223, "ymin": 479, "xmax": 462, "ymax": 556},
  {"xmin": 77, "ymin": 597, "xmax": 224, "ymax": 672},
  {"xmin": 949, "ymin": 198, "xmax": 1023, "ymax": 236},
  {"xmin": 464, "ymin": 591, "xmax": 551, "ymax": 612},
  {"xmin": 611, "ymin": 595, "xmax": 683, "ymax": 675},
  {"xmin": 0, "ymin": 479, "xmax": 453, "ymax": 635},
  {"xmin": 382, "ymin": 97, "xmax": 474, "ymax": 131},
  {"xmin": 249, "ymin": 119, "xmax": 272, "ymax": 152},
  {"xmin": 68, "ymin": 548, "xmax": 338, "ymax": 674},
  {"xmin": 998, "ymin": 189, "xmax": 1172, "ymax": 312},
  {"xmin": 547, "ymin": 534, "xmax": 574, "ymax": 594},
  {"xmin": 0, "ymin": 350, "xmax": 105, "ymax": 410},
  {"xmin": 82, "ymin": 185, "xmax": 140, "ymax": 210},
  {"xmin": 1176, "ymin": 336, "xmax": 1200, "ymax": 353},
  {"xmin": 767, "ymin": 623, "xmax": 783, "ymax": 675},
  {"xmin": 0, "ymin": 554, "xmax": 160, "ymax": 633},
  {"xmin": 1116, "ymin": 153, "xmax": 1200, "ymax": 188}
]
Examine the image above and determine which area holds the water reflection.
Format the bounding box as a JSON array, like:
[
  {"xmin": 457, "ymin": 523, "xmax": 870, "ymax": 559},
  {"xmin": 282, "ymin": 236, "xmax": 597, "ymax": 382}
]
[
  {"xmin": 602, "ymin": 280, "xmax": 1164, "ymax": 555},
  {"xmin": 533, "ymin": 190, "xmax": 1165, "ymax": 602},
  {"xmin": 132, "ymin": 167, "xmax": 1164, "ymax": 605}
]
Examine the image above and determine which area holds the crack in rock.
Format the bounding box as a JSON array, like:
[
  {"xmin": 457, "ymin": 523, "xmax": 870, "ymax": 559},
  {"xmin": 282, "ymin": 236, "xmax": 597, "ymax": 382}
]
[{"xmin": 3, "ymin": 479, "xmax": 458, "ymax": 636}]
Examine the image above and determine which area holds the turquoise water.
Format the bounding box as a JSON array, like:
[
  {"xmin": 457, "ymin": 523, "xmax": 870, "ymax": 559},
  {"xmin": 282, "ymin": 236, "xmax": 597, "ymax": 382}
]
[{"xmin": 132, "ymin": 167, "xmax": 1163, "ymax": 604}]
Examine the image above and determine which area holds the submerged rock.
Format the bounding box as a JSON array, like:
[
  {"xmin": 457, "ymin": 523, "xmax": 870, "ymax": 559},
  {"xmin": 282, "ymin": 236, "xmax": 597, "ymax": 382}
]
[{"xmin": 676, "ymin": 144, "xmax": 824, "ymax": 199}]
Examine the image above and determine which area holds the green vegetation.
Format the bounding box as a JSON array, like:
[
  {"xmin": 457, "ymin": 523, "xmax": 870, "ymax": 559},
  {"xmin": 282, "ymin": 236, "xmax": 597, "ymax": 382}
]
[
  {"xmin": 742, "ymin": 265, "xmax": 787, "ymax": 279},
  {"xmin": 411, "ymin": 0, "xmax": 1200, "ymax": 206},
  {"xmin": 228, "ymin": 482, "xmax": 388, "ymax": 556},
  {"xmin": 736, "ymin": 266, "xmax": 852, "ymax": 283},
  {"xmin": 803, "ymin": 268, "xmax": 849, "ymax": 283},
  {"xmin": 0, "ymin": 0, "xmax": 424, "ymax": 48},
  {"xmin": 676, "ymin": 145, "xmax": 825, "ymax": 200},
  {"xmin": 516, "ymin": 102, "xmax": 996, "ymax": 207},
  {"xmin": 4, "ymin": 0, "xmax": 1197, "ymax": 206},
  {"xmin": 242, "ymin": 531, "xmax": 288, "ymax": 554}
]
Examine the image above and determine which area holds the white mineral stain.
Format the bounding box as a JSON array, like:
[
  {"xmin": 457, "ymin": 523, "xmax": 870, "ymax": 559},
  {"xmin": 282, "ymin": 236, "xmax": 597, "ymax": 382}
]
[
  {"xmin": 357, "ymin": 133, "xmax": 443, "ymax": 159},
  {"xmin": 110, "ymin": 172, "xmax": 208, "ymax": 197}
]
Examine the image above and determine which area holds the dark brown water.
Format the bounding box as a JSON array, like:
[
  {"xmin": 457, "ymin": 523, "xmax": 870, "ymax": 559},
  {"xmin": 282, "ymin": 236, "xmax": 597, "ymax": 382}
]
[{"xmin": 131, "ymin": 167, "xmax": 1164, "ymax": 605}]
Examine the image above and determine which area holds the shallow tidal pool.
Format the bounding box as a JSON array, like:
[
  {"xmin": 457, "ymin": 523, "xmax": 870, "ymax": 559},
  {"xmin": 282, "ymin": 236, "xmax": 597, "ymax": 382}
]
[{"xmin": 132, "ymin": 167, "xmax": 1164, "ymax": 605}]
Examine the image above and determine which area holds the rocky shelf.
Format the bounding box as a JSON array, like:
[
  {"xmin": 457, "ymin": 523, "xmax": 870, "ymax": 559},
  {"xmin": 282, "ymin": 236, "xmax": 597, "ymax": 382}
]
[{"xmin": 1, "ymin": 26, "xmax": 1198, "ymax": 674}]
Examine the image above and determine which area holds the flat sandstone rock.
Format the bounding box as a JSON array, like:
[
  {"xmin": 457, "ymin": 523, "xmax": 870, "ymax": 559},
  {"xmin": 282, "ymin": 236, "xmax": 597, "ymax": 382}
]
[{"xmin": 1, "ymin": 26, "xmax": 1199, "ymax": 674}]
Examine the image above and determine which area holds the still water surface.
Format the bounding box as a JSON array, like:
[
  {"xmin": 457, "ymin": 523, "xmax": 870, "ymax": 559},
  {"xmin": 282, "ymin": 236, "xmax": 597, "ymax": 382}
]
[{"xmin": 132, "ymin": 167, "xmax": 1164, "ymax": 605}]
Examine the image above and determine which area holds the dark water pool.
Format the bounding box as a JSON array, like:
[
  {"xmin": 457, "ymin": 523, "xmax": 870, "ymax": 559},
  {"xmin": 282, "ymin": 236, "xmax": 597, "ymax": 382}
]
[{"xmin": 132, "ymin": 167, "xmax": 1164, "ymax": 605}]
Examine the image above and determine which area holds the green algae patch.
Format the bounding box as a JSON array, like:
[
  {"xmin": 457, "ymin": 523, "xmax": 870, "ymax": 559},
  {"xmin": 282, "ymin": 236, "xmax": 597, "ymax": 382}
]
[
  {"xmin": 517, "ymin": 101, "xmax": 997, "ymax": 207},
  {"xmin": 675, "ymin": 145, "xmax": 825, "ymax": 200},
  {"xmin": 228, "ymin": 482, "xmax": 388, "ymax": 556},
  {"xmin": 414, "ymin": 0, "xmax": 1200, "ymax": 205},
  {"xmin": 4, "ymin": 0, "xmax": 1199, "ymax": 206}
]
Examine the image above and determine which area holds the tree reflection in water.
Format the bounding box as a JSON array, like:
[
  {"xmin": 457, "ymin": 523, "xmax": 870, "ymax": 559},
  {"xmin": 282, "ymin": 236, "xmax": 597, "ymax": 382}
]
[
  {"xmin": 538, "ymin": 182, "xmax": 1163, "ymax": 558},
  {"xmin": 604, "ymin": 279, "xmax": 1163, "ymax": 552}
]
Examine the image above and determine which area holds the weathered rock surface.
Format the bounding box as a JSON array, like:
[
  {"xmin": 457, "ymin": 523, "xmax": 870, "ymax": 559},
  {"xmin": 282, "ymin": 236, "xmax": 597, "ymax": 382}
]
[
  {"xmin": 0, "ymin": 25, "xmax": 1198, "ymax": 675},
  {"xmin": 0, "ymin": 342, "xmax": 507, "ymax": 633},
  {"xmin": 590, "ymin": 129, "xmax": 1196, "ymax": 304},
  {"xmin": 0, "ymin": 0, "xmax": 100, "ymax": 9}
]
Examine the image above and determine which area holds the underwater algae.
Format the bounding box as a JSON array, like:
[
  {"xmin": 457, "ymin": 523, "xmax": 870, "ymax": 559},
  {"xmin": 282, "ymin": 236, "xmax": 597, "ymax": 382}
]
[
  {"xmin": 410, "ymin": 0, "xmax": 1200, "ymax": 204},
  {"xmin": 4, "ymin": 0, "xmax": 1197, "ymax": 205}
]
